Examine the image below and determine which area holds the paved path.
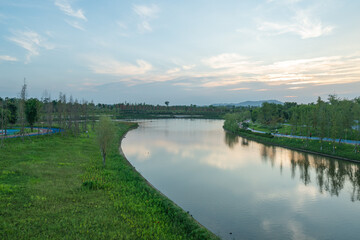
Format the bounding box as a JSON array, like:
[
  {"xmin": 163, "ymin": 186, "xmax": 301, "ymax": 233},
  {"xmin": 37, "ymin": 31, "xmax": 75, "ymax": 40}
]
[
  {"xmin": 0, "ymin": 127, "xmax": 62, "ymax": 138},
  {"xmin": 247, "ymin": 128, "xmax": 360, "ymax": 145}
]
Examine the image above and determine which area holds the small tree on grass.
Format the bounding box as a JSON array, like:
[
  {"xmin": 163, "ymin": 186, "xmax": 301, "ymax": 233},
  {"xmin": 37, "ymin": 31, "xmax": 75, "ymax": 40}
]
[
  {"xmin": 1, "ymin": 100, "xmax": 10, "ymax": 146},
  {"xmin": 7, "ymin": 98, "xmax": 17, "ymax": 126},
  {"xmin": 96, "ymin": 116, "xmax": 116, "ymax": 168},
  {"xmin": 19, "ymin": 80, "xmax": 27, "ymax": 140},
  {"xmin": 25, "ymin": 98, "xmax": 40, "ymax": 131}
]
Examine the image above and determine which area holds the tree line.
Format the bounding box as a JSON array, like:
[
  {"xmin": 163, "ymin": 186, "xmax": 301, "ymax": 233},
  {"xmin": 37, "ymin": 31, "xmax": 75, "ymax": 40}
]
[
  {"xmin": 1, "ymin": 84, "xmax": 250, "ymax": 139},
  {"xmin": 224, "ymin": 95, "xmax": 360, "ymax": 152},
  {"xmin": 0, "ymin": 82, "xmax": 98, "ymax": 142}
]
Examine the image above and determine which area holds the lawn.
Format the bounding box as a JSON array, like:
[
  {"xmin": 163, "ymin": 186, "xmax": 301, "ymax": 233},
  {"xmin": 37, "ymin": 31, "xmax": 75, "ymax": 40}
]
[{"xmin": 0, "ymin": 122, "xmax": 218, "ymax": 240}]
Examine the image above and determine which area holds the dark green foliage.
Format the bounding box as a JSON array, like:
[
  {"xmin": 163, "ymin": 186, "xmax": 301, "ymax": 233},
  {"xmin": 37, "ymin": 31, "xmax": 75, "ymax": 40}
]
[
  {"xmin": 223, "ymin": 113, "xmax": 241, "ymax": 132},
  {"xmin": 241, "ymin": 122, "xmax": 250, "ymax": 129},
  {"xmin": 25, "ymin": 98, "xmax": 40, "ymax": 131},
  {"xmin": 0, "ymin": 106, "xmax": 10, "ymax": 125},
  {"xmin": 224, "ymin": 114, "xmax": 274, "ymax": 139},
  {"xmin": 226, "ymin": 95, "xmax": 360, "ymax": 153},
  {"xmin": 6, "ymin": 98, "xmax": 17, "ymax": 124}
]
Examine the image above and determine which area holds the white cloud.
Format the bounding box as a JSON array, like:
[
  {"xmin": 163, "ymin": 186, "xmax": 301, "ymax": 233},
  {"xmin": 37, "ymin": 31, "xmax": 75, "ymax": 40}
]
[
  {"xmin": 258, "ymin": 9, "xmax": 333, "ymax": 39},
  {"xmin": 0, "ymin": 55, "xmax": 18, "ymax": 62},
  {"xmin": 133, "ymin": 4, "xmax": 159, "ymax": 19},
  {"xmin": 202, "ymin": 53, "xmax": 250, "ymax": 69},
  {"xmin": 117, "ymin": 21, "xmax": 127, "ymax": 29},
  {"xmin": 65, "ymin": 20, "xmax": 85, "ymax": 31},
  {"xmin": 89, "ymin": 57, "xmax": 152, "ymax": 76},
  {"xmin": 8, "ymin": 30, "xmax": 53, "ymax": 63},
  {"xmin": 85, "ymin": 52, "xmax": 360, "ymax": 89},
  {"xmin": 173, "ymin": 82, "xmax": 193, "ymax": 87},
  {"xmin": 288, "ymin": 86, "xmax": 304, "ymax": 90},
  {"xmin": 167, "ymin": 67, "xmax": 181, "ymax": 74},
  {"xmin": 139, "ymin": 21, "xmax": 152, "ymax": 32},
  {"xmin": 133, "ymin": 4, "xmax": 159, "ymax": 32},
  {"xmin": 198, "ymin": 53, "xmax": 360, "ymax": 88},
  {"xmin": 201, "ymin": 77, "xmax": 250, "ymax": 88},
  {"xmin": 55, "ymin": 0, "xmax": 87, "ymax": 21},
  {"xmin": 182, "ymin": 64, "xmax": 196, "ymax": 70},
  {"xmin": 165, "ymin": 64, "xmax": 196, "ymax": 76},
  {"xmin": 116, "ymin": 21, "xmax": 129, "ymax": 37},
  {"xmin": 227, "ymin": 87, "xmax": 250, "ymax": 91}
]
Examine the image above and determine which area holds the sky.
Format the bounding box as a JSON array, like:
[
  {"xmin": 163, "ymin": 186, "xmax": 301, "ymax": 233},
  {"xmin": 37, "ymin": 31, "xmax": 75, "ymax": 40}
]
[{"xmin": 1, "ymin": 0, "xmax": 360, "ymax": 105}]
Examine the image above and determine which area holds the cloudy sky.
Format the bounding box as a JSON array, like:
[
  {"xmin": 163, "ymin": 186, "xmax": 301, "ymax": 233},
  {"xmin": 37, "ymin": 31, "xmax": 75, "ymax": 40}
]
[{"xmin": 1, "ymin": 0, "xmax": 360, "ymax": 105}]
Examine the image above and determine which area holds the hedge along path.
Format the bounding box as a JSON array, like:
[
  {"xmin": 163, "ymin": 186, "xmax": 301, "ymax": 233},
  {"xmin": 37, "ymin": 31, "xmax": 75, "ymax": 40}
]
[{"xmin": 0, "ymin": 122, "xmax": 219, "ymax": 240}]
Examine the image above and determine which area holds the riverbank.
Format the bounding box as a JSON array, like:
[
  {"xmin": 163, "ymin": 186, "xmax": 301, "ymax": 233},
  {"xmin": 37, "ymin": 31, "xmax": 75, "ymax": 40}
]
[
  {"xmin": 224, "ymin": 126, "xmax": 360, "ymax": 163},
  {"xmin": 0, "ymin": 122, "xmax": 219, "ymax": 239}
]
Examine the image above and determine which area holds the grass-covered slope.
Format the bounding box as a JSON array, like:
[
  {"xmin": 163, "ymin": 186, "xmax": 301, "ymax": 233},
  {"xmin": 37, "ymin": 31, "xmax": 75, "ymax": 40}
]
[{"xmin": 0, "ymin": 122, "xmax": 219, "ymax": 240}]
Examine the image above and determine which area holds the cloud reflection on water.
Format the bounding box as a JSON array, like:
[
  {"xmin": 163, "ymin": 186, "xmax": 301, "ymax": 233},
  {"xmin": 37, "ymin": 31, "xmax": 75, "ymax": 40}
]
[
  {"xmin": 124, "ymin": 120, "xmax": 360, "ymax": 202},
  {"xmin": 122, "ymin": 119, "xmax": 360, "ymax": 240}
]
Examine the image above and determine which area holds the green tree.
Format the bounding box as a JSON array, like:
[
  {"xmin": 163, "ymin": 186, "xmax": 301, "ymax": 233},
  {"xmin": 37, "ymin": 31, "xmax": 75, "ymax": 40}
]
[
  {"xmin": 283, "ymin": 102, "xmax": 297, "ymax": 121},
  {"xmin": 25, "ymin": 98, "xmax": 40, "ymax": 131},
  {"xmin": 339, "ymin": 99, "xmax": 354, "ymax": 141},
  {"xmin": 96, "ymin": 116, "xmax": 116, "ymax": 167},
  {"xmin": 6, "ymin": 98, "xmax": 17, "ymax": 125},
  {"xmin": 19, "ymin": 80, "xmax": 27, "ymax": 139},
  {"xmin": 259, "ymin": 102, "xmax": 280, "ymax": 126},
  {"xmin": 1, "ymin": 99, "xmax": 10, "ymax": 145},
  {"xmin": 223, "ymin": 113, "xmax": 242, "ymax": 132},
  {"xmin": 316, "ymin": 97, "xmax": 327, "ymax": 150},
  {"xmin": 290, "ymin": 106, "xmax": 299, "ymax": 135},
  {"xmin": 328, "ymin": 94, "xmax": 341, "ymax": 152}
]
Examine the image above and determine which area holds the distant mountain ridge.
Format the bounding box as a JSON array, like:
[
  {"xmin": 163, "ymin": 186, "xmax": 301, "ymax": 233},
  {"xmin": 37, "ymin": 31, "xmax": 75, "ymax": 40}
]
[{"xmin": 212, "ymin": 100, "xmax": 283, "ymax": 107}]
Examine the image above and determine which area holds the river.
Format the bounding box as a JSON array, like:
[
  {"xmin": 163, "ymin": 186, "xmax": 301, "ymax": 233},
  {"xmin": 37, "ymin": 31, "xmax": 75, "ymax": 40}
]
[{"xmin": 122, "ymin": 119, "xmax": 360, "ymax": 240}]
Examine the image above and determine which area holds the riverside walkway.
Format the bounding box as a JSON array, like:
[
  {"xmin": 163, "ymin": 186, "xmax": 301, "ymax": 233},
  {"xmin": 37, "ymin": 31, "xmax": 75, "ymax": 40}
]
[{"xmin": 247, "ymin": 128, "xmax": 360, "ymax": 145}]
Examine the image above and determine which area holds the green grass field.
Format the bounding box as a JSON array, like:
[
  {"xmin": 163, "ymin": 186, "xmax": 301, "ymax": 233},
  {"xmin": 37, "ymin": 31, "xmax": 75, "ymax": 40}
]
[{"xmin": 0, "ymin": 122, "xmax": 218, "ymax": 240}]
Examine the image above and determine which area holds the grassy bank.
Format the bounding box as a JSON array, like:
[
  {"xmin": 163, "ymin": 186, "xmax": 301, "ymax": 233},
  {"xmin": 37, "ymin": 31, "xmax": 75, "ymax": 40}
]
[
  {"xmin": 249, "ymin": 122, "xmax": 360, "ymax": 141},
  {"xmin": 0, "ymin": 122, "xmax": 219, "ymax": 239},
  {"xmin": 224, "ymin": 126, "xmax": 360, "ymax": 163}
]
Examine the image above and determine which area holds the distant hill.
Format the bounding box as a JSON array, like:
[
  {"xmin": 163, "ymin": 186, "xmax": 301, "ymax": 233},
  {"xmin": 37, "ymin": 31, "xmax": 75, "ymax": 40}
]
[{"xmin": 212, "ymin": 100, "xmax": 283, "ymax": 107}]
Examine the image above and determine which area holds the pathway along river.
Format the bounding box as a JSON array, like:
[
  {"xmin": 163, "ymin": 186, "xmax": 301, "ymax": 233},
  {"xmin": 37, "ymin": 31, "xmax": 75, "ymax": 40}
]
[{"xmin": 122, "ymin": 119, "xmax": 360, "ymax": 240}]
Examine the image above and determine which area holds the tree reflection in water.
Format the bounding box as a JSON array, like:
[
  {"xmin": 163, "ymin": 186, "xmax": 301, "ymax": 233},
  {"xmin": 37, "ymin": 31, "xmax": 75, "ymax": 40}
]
[
  {"xmin": 224, "ymin": 132, "xmax": 249, "ymax": 149},
  {"xmin": 261, "ymin": 145, "xmax": 277, "ymax": 167},
  {"xmin": 260, "ymin": 144, "xmax": 360, "ymax": 201},
  {"xmin": 224, "ymin": 132, "xmax": 239, "ymax": 149},
  {"xmin": 241, "ymin": 138, "xmax": 249, "ymax": 146},
  {"xmin": 224, "ymin": 135, "xmax": 360, "ymax": 202}
]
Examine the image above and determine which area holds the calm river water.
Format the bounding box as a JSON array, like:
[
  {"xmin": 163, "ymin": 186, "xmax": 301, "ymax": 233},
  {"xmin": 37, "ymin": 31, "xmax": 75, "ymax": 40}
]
[{"xmin": 122, "ymin": 119, "xmax": 360, "ymax": 240}]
